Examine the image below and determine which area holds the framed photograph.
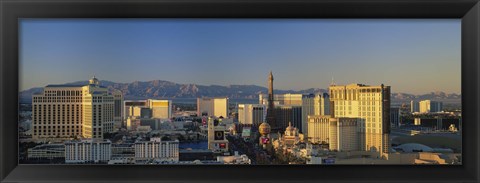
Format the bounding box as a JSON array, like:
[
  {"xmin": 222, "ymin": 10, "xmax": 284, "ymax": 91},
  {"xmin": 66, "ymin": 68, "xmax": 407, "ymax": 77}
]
[{"xmin": 1, "ymin": 0, "xmax": 479, "ymax": 182}]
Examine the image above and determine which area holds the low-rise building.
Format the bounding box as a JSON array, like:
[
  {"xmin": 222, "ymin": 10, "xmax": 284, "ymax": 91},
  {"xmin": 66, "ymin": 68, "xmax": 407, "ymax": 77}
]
[
  {"xmin": 27, "ymin": 144, "xmax": 65, "ymax": 159},
  {"xmin": 65, "ymin": 139, "xmax": 112, "ymax": 164},
  {"xmin": 216, "ymin": 152, "xmax": 252, "ymax": 164},
  {"xmin": 134, "ymin": 137, "xmax": 179, "ymax": 163}
]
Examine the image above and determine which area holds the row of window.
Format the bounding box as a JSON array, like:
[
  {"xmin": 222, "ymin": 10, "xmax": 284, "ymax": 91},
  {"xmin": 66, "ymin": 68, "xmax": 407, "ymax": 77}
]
[
  {"xmin": 33, "ymin": 97, "xmax": 83, "ymax": 103},
  {"xmin": 44, "ymin": 90, "xmax": 83, "ymax": 97}
]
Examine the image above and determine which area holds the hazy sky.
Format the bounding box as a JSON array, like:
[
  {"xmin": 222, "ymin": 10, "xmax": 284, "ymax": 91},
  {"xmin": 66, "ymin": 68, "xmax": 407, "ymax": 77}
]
[{"xmin": 20, "ymin": 19, "xmax": 461, "ymax": 94}]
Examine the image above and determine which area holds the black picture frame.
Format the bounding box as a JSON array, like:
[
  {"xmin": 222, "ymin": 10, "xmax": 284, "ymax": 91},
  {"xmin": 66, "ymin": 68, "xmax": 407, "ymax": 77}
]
[{"xmin": 1, "ymin": 0, "xmax": 479, "ymax": 182}]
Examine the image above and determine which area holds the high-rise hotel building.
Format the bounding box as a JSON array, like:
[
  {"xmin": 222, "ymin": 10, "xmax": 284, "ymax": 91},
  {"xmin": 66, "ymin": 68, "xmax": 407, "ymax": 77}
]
[
  {"xmin": 301, "ymin": 93, "xmax": 330, "ymax": 135},
  {"xmin": 307, "ymin": 115, "xmax": 358, "ymax": 152},
  {"xmin": 32, "ymin": 76, "xmax": 123, "ymax": 140},
  {"xmin": 237, "ymin": 104, "xmax": 265, "ymax": 126},
  {"xmin": 197, "ymin": 97, "xmax": 229, "ymax": 118},
  {"xmin": 329, "ymin": 84, "xmax": 391, "ymax": 155}
]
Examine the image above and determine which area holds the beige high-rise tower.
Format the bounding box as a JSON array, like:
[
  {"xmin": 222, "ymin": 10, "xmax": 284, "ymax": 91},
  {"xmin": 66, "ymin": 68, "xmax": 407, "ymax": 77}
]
[
  {"xmin": 32, "ymin": 76, "xmax": 123, "ymax": 140},
  {"xmin": 329, "ymin": 83, "xmax": 391, "ymax": 156}
]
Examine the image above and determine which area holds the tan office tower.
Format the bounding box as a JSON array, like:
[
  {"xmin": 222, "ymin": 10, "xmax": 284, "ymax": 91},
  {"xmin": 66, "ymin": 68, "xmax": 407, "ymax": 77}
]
[
  {"xmin": 329, "ymin": 83, "xmax": 391, "ymax": 156},
  {"xmin": 32, "ymin": 76, "xmax": 121, "ymax": 140},
  {"xmin": 197, "ymin": 97, "xmax": 229, "ymax": 118}
]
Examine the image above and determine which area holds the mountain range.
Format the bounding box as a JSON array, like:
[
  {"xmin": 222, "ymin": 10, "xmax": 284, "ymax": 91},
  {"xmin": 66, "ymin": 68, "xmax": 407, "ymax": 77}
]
[{"xmin": 19, "ymin": 80, "xmax": 461, "ymax": 103}]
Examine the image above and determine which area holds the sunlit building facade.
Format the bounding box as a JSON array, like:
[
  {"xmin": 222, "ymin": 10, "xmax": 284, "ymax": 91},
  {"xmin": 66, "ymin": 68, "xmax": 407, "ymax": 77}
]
[
  {"xmin": 259, "ymin": 93, "xmax": 303, "ymax": 106},
  {"xmin": 124, "ymin": 99, "xmax": 172, "ymax": 119},
  {"xmin": 307, "ymin": 115, "xmax": 358, "ymax": 151},
  {"xmin": 237, "ymin": 104, "xmax": 265, "ymax": 126},
  {"xmin": 148, "ymin": 99, "xmax": 172, "ymax": 119},
  {"xmin": 307, "ymin": 115, "xmax": 331, "ymax": 144},
  {"xmin": 197, "ymin": 97, "xmax": 229, "ymax": 118},
  {"xmin": 301, "ymin": 93, "xmax": 330, "ymax": 135},
  {"xmin": 32, "ymin": 76, "xmax": 121, "ymax": 140},
  {"xmin": 419, "ymin": 100, "xmax": 443, "ymax": 113},
  {"xmin": 329, "ymin": 83, "xmax": 391, "ymax": 156},
  {"xmin": 329, "ymin": 117, "xmax": 358, "ymax": 151},
  {"xmin": 124, "ymin": 100, "xmax": 148, "ymax": 119}
]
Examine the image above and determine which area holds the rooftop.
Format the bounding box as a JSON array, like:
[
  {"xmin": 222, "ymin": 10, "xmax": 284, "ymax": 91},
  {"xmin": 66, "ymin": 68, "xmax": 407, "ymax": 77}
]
[
  {"xmin": 45, "ymin": 84, "xmax": 85, "ymax": 88},
  {"xmin": 30, "ymin": 144, "xmax": 65, "ymax": 150}
]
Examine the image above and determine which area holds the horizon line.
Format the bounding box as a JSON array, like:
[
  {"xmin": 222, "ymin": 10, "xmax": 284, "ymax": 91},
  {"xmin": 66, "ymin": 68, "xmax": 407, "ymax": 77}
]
[{"xmin": 20, "ymin": 79, "xmax": 462, "ymax": 95}]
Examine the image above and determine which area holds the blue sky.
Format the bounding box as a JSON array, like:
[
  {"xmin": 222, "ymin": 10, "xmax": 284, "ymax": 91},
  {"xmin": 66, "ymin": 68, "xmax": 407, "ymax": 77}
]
[{"xmin": 19, "ymin": 19, "xmax": 460, "ymax": 94}]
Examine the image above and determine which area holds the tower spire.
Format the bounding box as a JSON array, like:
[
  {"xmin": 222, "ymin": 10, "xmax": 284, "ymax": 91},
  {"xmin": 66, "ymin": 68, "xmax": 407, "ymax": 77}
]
[{"xmin": 266, "ymin": 71, "xmax": 276, "ymax": 132}]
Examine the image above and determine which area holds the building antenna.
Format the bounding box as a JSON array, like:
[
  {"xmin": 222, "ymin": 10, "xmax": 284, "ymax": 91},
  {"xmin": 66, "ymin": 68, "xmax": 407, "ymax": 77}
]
[{"xmin": 331, "ymin": 76, "xmax": 335, "ymax": 86}]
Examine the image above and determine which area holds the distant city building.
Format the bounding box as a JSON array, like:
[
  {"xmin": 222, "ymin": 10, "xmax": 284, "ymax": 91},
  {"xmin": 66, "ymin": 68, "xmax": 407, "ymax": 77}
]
[
  {"xmin": 413, "ymin": 117, "xmax": 461, "ymax": 131},
  {"xmin": 124, "ymin": 100, "xmax": 148, "ymax": 119},
  {"xmin": 136, "ymin": 107, "xmax": 152, "ymax": 118},
  {"xmin": 112, "ymin": 91, "xmax": 124, "ymax": 131},
  {"xmin": 307, "ymin": 115, "xmax": 331, "ymax": 144},
  {"xmin": 328, "ymin": 117, "xmax": 358, "ymax": 152},
  {"xmin": 65, "ymin": 139, "xmax": 112, "ymax": 164},
  {"xmin": 410, "ymin": 101, "xmax": 420, "ymax": 113},
  {"xmin": 134, "ymin": 137, "xmax": 179, "ymax": 163},
  {"xmin": 390, "ymin": 107, "xmax": 401, "ymax": 128},
  {"xmin": 27, "ymin": 144, "xmax": 65, "ymax": 160},
  {"xmin": 301, "ymin": 93, "xmax": 330, "ymax": 135},
  {"xmin": 307, "ymin": 115, "xmax": 358, "ymax": 151},
  {"xmin": 32, "ymin": 76, "xmax": 122, "ymax": 140},
  {"xmin": 124, "ymin": 99, "xmax": 172, "ymax": 119},
  {"xmin": 148, "ymin": 100, "xmax": 172, "ymax": 119},
  {"xmin": 275, "ymin": 105, "xmax": 302, "ymax": 132},
  {"xmin": 111, "ymin": 143, "xmax": 135, "ymax": 160},
  {"xmin": 126, "ymin": 117, "xmax": 163, "ymax": 131},
  {"xmin": 207, "ymin": 117, "xmax": 229, "ymax": 153},
  {"xmin": 419, "ymin": 100, "xmax": 443, "ymax": 113},
  {"xmin": 329, "ymin": 83, "xmax": 391, "ymax": 155},
  {"xmin": 197, "ymin": 97, "xmax": 229, "ymax": 118},
  {"xmin": 237, "ymin": 104, "xmax": 265, "ymax": 126},
  {"xmin": 259, "ymin": 93, "xmax": 303, "ymax": 106}
]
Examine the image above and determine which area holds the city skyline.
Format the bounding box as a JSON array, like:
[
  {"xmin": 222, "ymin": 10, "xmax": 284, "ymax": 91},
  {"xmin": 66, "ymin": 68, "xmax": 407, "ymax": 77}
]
[
  {"xmin": 19, "ymin": 77, "xmax": 462, "ymax": 96},
  {"xmin": 20, "ymin": 19, "xmax": 460, "ymax": 94}
]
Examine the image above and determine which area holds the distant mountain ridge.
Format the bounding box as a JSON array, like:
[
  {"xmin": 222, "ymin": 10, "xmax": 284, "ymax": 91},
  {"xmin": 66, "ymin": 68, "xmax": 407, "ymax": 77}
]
[{"xmin": 19, "ymin": 80, "xmax": 460, "ymax": 102}]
